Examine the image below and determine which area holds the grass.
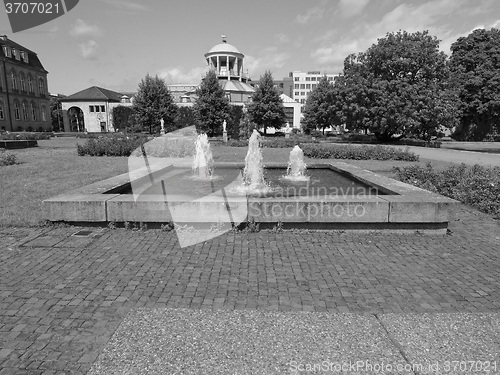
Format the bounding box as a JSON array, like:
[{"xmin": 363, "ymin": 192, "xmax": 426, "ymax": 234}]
[{"xmin": 0, "ymin": 137, "xmax": 479, "ymax": 227}]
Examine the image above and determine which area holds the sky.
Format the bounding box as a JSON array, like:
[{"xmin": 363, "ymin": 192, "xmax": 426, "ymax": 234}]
[{"xmin": 1, "ymin": 0, "xmax": 499, "ymax": 96}]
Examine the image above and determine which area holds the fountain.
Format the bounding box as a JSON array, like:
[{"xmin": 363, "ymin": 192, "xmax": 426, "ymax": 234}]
[
  {"xmin": 192, "ymin": 133, "xmax": 213, "ymax": 179},
  {"xmin": 243, "ymin": 129, "xmax": 266, "ymax": 189},
  {"xmin": 284, "ymin": 145, "xmax": 309, "ymax": 181}
]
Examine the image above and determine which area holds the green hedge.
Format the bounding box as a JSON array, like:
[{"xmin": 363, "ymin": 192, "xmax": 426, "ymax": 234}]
[
  {"xmin": 226, "ymin": 137, "xmax": 318, "ymax": 148},
  {"xmin": 301, "ymin": 144, "xmax": 419, "ymax": 161},
  {"xmin": 0, "ymin": 149, "xmax": 16, "ymax": 166},
  {"xmin": 0, "ymin": 132, "xmax": 51, "ymax": 140},
  {"xmin": 394, "ymin": 163, "xmax": 500, "ymax": 216},
  {"xmin": 77, "ymin": 135, "xmax": 148, "ymax": 156}
]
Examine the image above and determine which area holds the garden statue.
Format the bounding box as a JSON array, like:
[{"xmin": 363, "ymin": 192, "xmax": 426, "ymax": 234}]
[
  {"xmin": 222, "ymin": 120, "xmax": 228, "ymax": 142},
  {"xmin": 285, "ymin": 122, "xmax": 291, "ymax": 138},
  {"xmin": 160, "ymin": 118, "xmax": 165, "ymax": 135},
  {"xmin": 223, "ymin": 120, "xmax": 227, "ymax": 132}
]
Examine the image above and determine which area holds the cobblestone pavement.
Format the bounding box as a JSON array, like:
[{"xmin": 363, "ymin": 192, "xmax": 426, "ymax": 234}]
[{"xmin": 0, "ymin": 204, "xmax": 499, "ymax": 374}]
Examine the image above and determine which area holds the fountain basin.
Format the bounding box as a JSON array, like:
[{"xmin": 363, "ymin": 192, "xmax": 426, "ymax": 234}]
[{"xmin": 43, "ymin": 161, "xmax": 457, "ymax": 233}]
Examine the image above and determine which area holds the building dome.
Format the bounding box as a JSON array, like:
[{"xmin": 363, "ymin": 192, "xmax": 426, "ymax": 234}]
[{"xmin": 208, "ymin": 42, "xmax": 241, "ymax": 54}]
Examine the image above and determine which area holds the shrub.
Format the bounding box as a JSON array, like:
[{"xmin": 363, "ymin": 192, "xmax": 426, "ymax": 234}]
[
  {"xmin": 0, "ymin": 132, "xmax": 51, "ymax": 140},
  {"xmin": 393, "ymin": 163, "xmax": 500, "ymax": 216},
  {"xmin": 302, "ymin": 144, "xmax": 419, "ymax": 161},
  {"xmin": 225, "ymin": 136, "xmax": 318, "ymax": 148},
  {"xmin": 0, "ymin": 149, "xmax": 16, "ymax": 166},
  {"xmin": 77, "ymin": 134, "xmax": 148, "ymax": 156},
  {"xmin": 393, "ymin": 138, "xmax": 442, "ymax": 148}
]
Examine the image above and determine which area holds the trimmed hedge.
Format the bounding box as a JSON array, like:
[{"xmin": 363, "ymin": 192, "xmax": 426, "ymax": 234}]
[
  {"xmin": 0, "ymin": 149, "xmax": 16, "ymax": 166},
  {"xmin": 0, "ymin": 132, "xmax": 51, "ymax": 140},
  {"xmin": 226, "ymin": 137, "xmax": 318, "ymax": 148},
  {"xmin": 301, "ymin": 144, "xmax": 419, "ymax": 161},
  {"xmin": 394, "ymin": 163, "xmax": 500, "ymax": 216},
  {"xmin": 77, "ymin": 135, "xmax": 148, "ymax": 156}
]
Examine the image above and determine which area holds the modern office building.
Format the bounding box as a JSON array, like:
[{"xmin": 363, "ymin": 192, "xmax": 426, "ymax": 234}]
[
  {"xmin": 0, "ymin": 35, "xmax": 51, "ymax": 132},
  {"xmin": 288, "ymin": 71, "xmax": 340, "ymax": 104}
]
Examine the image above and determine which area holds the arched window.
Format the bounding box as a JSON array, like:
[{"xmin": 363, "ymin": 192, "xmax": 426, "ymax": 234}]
[
  {"xmin": 22, "ymin": 101, "xmax": 28, "ymax": 120},
  {"xmin": 14, "ymin": 100, "xmax": 20, "ymax": 120},
  {"xmin": 41, "ymin": 106, "xmax": 46, "ymax": 122},
  {"xmin": 11, "ymin": 70, "xmax": 17, "ymax": 90},
  {"xmin": 27, "ymin": 74, "xmax": 33, "ymax": 93},
  {"xmin": 38, "ymin": 78, "xmax": 45, "ymax": 96},
  {"xmin": 31, "ymin": 102, "xmax": 36, "ymax": 121},
  {"xmin": 20, "ymin": 72, "xmax": 26, "ymax": 92}
]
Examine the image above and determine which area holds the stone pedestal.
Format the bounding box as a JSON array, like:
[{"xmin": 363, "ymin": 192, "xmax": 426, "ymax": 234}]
[
  {"xmin": 285, "ymin": 133, "xmax": 290, "ymax": 139},
  {"xmin": 223, "ymin": 131, "xmax": 228, "ymax": 143}
]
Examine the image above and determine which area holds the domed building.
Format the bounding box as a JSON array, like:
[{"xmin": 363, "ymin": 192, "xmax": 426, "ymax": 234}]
[{"xmin": 204, "ymin": 36, "xmax": 255, "ymax": 106}]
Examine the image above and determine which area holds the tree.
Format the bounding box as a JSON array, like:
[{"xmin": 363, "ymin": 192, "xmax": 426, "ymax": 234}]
[
  {"xmin": 174, "ymin": 106, "xmax": 196, "ymax": 130},
  {"xmin": 133, "ymin": 74, "xmax": 177, "ymax": 134},
  {"xmin": 112, "ymin": 105, "xmax": 134, "ymax": 132},
  {"xmin": 227, "ymin": 105, "xmax": 244, "ymax": 139},
  {"xmin": 449, "ymin": 28, "xmax": 500, "ymax": 140},
  {"xmin": 338, "ymin": 30, "xmax": 457, "ymax": 142},
  {"xmin": 193, "ymin": 70, "xmax": 230, "ymax": 136},
  {"xmin": 247, "ymin": 71, "xmax": 285, "ymax": 134},
  {"xmin": 302, "ymin": 76, "xmax": 338, "ymax": 134},
  {"xmin": 50, "ymin": 95, "xmax": 64, "ymax": 132}
]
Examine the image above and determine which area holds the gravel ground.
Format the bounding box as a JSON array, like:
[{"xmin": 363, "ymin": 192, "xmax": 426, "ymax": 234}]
[{"xmin": 88, "ymin": 309, "xmax": 407, "ymax": 375}]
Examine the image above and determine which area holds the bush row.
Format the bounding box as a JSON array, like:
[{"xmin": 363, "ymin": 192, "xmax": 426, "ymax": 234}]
[
  {"xmin": 393, "ymin": 163, "xmax": 500, "ymax": 216},
  {"xmin": 301, "ymin": 144, "xmax": 419, "ymax": 161},
  {"xmin": 226, "ymin": 137, "xmax": 318, "ymax": 148},
  {"xmin": 77, "ymin": 135, "xmax": 148, "ymax": 156},
  {"xmin": 0, "ymin": 132, "xmax": 51, "ymax": 140},
  {"xmin": 0, "ymin": 149, "xmax": 16, "ymax": 166}
]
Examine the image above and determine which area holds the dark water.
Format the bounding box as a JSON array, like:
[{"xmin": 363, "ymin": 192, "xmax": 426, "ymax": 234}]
[{"xmin": 120, "ymin": 167, "xmax": 386, "ymax": 198}]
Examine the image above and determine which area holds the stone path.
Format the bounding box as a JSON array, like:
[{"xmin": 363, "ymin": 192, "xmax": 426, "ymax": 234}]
[{"xmin": 0, "ymin": 204, "xmax": 499, "ymax": 374}]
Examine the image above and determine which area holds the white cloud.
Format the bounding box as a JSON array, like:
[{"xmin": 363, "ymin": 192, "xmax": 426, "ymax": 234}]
[
  {"xmin": 275, "ymin": 33, "xmax": 290, "ymax": 44},
  {"xmin": 339, "ymin": 0, "xmax": 370, "ymax": 18},
  {"xmin": 70, "ymin": 19, "xmax": 101, "ymax": 38},
  {"xmin": 79, "ymin": 40, "xmax": 99, "ymax": 60},
  {"xmin": 296, "ymin": 5, "xmax": 325, "ymax": 25},
  {"xmin": 99, "ymin": 0, "xmax": 148, "ymax": 12},
  {"xmin": 245, "ymin": 47, "xmax": 290, "ymax": 79},
  {"xmin": 158, "ymin": 66, "xmax": 206, "ymax": 84}
]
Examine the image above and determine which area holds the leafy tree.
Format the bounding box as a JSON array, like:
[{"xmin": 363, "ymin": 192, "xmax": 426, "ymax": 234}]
[
  {"xmin": 50, "ymin": 95, "xmax": 64, "ymax": 132},
  {"xmin": 449, "ymin": 28, "xmax": 500, "ymax": 140},
  {"xmin": 112, "ymin": 105, "xmax": 134, "ymax": 132},
  {"xmin": 338, "ymin": 30, "xmax": 457, "ymax": 142},
  {"xmin": 227, "ymin": 105, "xmax": 244, "ymax": 139},
  {"xmin": 302, "ymin": 76, "xmax": 338, "ymax": 134},
  {"xmin": 239, "ymin": 110, "xmax": 256, "ymax": 139},
  {"xmin": 248, "ymin": 71, "xmax": 285, "ymax": 134},
  {"xmin": 174, "ymin": 106, "xmax": 196, "ymax": 130},
  {"xmin": 193, "ymin": 70, "xmax": 230, "ymax": 136},
  {"xmin": 133, "ymin": 74, "xmax": 177, "ymax": 134}
]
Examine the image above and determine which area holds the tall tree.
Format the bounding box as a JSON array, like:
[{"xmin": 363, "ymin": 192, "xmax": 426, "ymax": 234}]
[
  {"xmin": 449, "ymin": 28, "xmax": 500, "ymax": 140},
  {"xmin": 338, "ymin": 30, "xmax": 457, "ymax": 141},
  {"xmin": 133, "ymin": 74, "xmax": 177, "ymax": 134},
  {"xmin": 112, "ymin": 105, "xmax": 134, "ymax": 132},
  {"xmin": 193, "ymin": 70, "xmax": 230, "ymax": 136},
  {"xmin": 248, "ymin": 71, "xmax": 285, "ymax": 134},
  {"xmin": 302, "ymin": 76, "xmax": 338, "ymax": 134},
  {"xmin": 174, "ymin": 106, "xmax": 196, "ymax": 130},
  {"xmin": 50, "ymin": 95, "xmax": 64, "ymax": 132},
  {"xmin": 227, "ymin": 105, "xmax": 244, "ymax": 139}
]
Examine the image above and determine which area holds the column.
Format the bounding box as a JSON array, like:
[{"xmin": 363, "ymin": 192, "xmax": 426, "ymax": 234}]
[{"xmin": 217, "ymin": 55, "xmax": 220, "ymax": 76}]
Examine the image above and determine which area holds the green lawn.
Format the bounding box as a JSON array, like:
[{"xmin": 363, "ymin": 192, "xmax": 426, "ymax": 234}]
[{"xmin": 0, "ymin": 138, "xmax": 453, "ymax": 227}]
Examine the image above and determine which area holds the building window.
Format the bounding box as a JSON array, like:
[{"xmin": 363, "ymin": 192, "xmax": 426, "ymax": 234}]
[
  {"xmin": 294, "ymin": 84, "xmax": 299, "ymax": 89},
  {"xmin": 2, "ymin": 45, "xmax": 11, "ymax": 57},
  {"xmin": 14, "ymin": 101, "xmax": 20, "ymax": 120},
  {"xmin": 294, "ymin": 91, "xmax": 299, "ymax": 96},
  {"xmin": 294, "ymin": 77, "xmax": 299, "ymax": 81},
  {"xmin": 11, "ymin": 71, "xmax": 17, "ymax": 90},
  {"xmin": 31, "ymin": 102, "xmax": 36, "ymax": 121},
  {"xmin": 20, "ymin": 51, "xmax": 28, "ymax": 63},
  {"xmin": 306, "ymin": 77, "xmax": 311, "ymax": 81},
  {"xmin": 306, "ymin": 84, "xmax": 311, "ymax": 89},
  {"xmin": 0, "ymin": 101, "xmax": 4, "ymax": 120},
  {"xmin": 38, "ymin": 78, "xmax": 45, "ymax": 96},
  {"xmin": 312, "ymin": 84, "xmax": 317, "ymax": 90},
  {"xmin": 300, "ymin": 84, "xmax": 305, "ymax": 89},
  {"xmin": 20, "ymin": 73, "xmax": 26, "ymax": 92},
  {"xmin": 301, "ymin": 92, "xmax": 305, "ymax": 96},
  {"xmin": 89, "ymin": 105, "xmax": 94, "ymax": 112},
  {"xmin": 100, "ymin": 105, "xmax": 105, "ymax": 112},
  {"xmin": 41, "ymin": 106, "xmax": 46, "ymax": 121},
  {"xmin": 22, "ymin": 101, "xmax": 28, "ymax": 120},
  {"xmin": 11, "ymin": 48, "xmax": 17, "ymax": 59},
  {"xmin": 27, "ymin": 75, "xmax": 33, "ymax": 93},
  {"xmin": 301, "ymin": 99, "xmax": 306, "ymax": 104}
]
